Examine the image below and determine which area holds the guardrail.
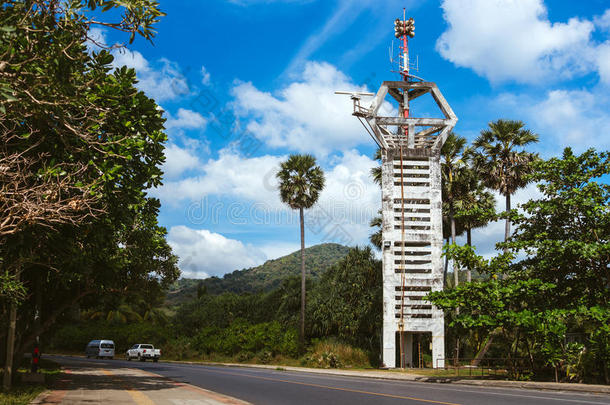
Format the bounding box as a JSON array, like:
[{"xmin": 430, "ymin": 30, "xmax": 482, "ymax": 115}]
[{"xmin": 436, "ymin": 357, "xmax": 531, "ymax": 378}]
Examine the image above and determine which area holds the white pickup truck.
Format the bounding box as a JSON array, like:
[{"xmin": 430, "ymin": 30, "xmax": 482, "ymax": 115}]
[{"xmin": 126, "ymin": 344, "xmax": 161, "ymax": 362}]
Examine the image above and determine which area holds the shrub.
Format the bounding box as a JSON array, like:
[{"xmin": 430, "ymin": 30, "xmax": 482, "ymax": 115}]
[
  {"xmin": 191, "ymin": 320, "xmax": 298, "ymax": 358},
  {"xmin": 303, "ymin": 339, "xmax": 371, "ymax": 369}
]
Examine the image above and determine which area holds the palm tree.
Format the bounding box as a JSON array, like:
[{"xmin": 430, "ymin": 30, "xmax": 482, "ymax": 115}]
[
  {"xmin": 369, "ymin": 148, "xmax": 383, "ymax": 250},
  {"xmin": 369, "ymin": 212, "xmax": 382, "ymax": 250},
  {"xmin": 83, "ymin": 303, "xmax": 142, "ymax": 324},
  {"xmin": 441, "ymin": 132, "xmax": 469, "ymax": 287},
  {"xmin": 371, "ymin": 148, "xmax": 382, "ymax": 186},
  {"xmin": 453, "ymin": 167, "xmax": 496, "ymax": 281},
  {"xmin": 469, "ymin": 120, "xmax": 538, "ymax": 366},
  {"xmin": 277, "ymin": 154, "xmax": 325, "ymax": 345},
  {"xmin": 472, "ymin": 120, "xmax": 538, "ymax": 245}
]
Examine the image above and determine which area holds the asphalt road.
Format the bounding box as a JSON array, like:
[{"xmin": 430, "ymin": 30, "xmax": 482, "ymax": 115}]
[{"xmin": 48, "ymin": 355, "xmax": 610, "ymax": 405}]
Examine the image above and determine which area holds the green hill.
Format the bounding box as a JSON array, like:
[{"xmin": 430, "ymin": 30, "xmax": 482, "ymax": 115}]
[{"xmin": 166, "ymin": 243, "xmax": 350, "ymax": 306}]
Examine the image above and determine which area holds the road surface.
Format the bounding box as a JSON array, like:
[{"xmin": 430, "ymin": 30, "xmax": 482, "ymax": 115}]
[{"xmin": 48, "ymin": 355, "xmax": 610, "ymax": 405}]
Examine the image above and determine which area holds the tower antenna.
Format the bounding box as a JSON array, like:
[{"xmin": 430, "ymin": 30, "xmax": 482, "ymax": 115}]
[{"xmin": 338, "ymin": 8, "xmax": 457, "ymax": 371}]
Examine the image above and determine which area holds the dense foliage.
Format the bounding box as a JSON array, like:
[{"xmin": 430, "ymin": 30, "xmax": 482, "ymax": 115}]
[
  {"xmin": 0, "ymin": 0, "xmax": 177, "ymax": 388},
  {"xmin": 429, "ymin": 148, "xmax": 610, "ymax": 383},
  {"xmin": 49, "ymin": 247, "xmax": 382, "ymax": 367}
]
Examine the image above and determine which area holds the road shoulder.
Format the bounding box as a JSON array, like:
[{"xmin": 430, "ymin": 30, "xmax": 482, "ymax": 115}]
[{"xmin": 30, "ymin": 363, "xmax": 251, "ymax": 405}]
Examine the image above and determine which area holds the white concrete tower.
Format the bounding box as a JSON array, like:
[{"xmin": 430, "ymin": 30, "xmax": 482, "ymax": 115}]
[{"xmin": 346, "ymin": 12, "xmax": 457, "ymax": 368}]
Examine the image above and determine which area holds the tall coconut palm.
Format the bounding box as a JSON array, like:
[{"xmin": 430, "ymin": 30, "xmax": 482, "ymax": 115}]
[
  {"xmin": 469, "ymin": 120, "xmax": 538, "ymax": 366},
  {"xmin": 277, "ymin": 154, "xmax": 325, "ymax": 345},
  {"xmin": 472, "ymin": 120, "xmax": 538, "ymax": 245},
  {"xmin": 441, "ymin": 132, "xmax": 469, "ymax": 287}
]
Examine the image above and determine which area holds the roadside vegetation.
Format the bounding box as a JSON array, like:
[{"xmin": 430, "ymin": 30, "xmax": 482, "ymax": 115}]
[
  {"xmin": 0, "ymin": 0, "xmax": 178, "ymax": 390},
  {"xmin": 47, "ymin": 246, "xmax": 382, "ymax": 370},
  {"xmin": 0, "ymin": 358, "xmax": 60, "ymax": 404},
  {"xmin": 0, "ymin": 0, "xmax": 608, "ymax": 392}
]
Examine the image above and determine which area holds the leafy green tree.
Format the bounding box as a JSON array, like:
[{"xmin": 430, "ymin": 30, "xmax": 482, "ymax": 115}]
[
  {"xmin": 430, "ymin": 149, "xmax": 610, "ymax": 382},
  {"xmin": 509, "ymin": 148, "xmax": 609, "ymax": 308},
  {"xmin": 309, "ymin": 247, "xmax": 382, "ymax": 353},
  {"xmin": 0, "ymin": 0, "xmax": 170, "ymax": 388},
  {"xmin": 472, "ymin": 120, "xmax": 539, "ymax": 244},
  {"xmin": 277, "ymin": 154, "xmax": 325, "ymax": 346}
]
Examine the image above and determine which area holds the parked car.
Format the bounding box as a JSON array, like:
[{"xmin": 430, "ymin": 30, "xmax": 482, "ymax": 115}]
[
  {"xmin": 126, "ymin": 344, "xmax": 161, "ymax": 362},
  {"xmin": 85, "ymin": 339, "xmax": 115, "ymax": 359}
]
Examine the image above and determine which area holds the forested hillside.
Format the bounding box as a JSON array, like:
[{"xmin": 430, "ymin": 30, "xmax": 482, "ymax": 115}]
[{"xmin": 165, "ymin": 243, "xmax": 350, "ymax": 305}]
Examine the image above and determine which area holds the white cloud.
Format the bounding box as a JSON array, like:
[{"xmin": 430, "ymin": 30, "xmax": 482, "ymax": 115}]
[
  {"xmin": 594, "ymin": 9, "xmax": 610, "ymax": 32},
  {"xmin": 162, "ymin": 144, "xmax": 201, "ymax": 179},
  {"xmin": 231, "ymin": 61, "xmax": 376, "ymax": 156},
  {"xmin": 152, "ymin": 146, "xmax": 381, "ymax": 247},
  {"xmin": 496, "ymin": 87, "xmax": 610, "ymax": 151},
  {"xmin": 595, "ymin": 42, "xmax": 610, "ymax": 84},
  {"xmin": 257, "ymin": 242, "xmax": 300, "ymax": 260},
  {"xmin": 201, "ymin": 66, "xmax": 211, "ymax": 86},
  {"xmin": 86, "ymin": 27, "xmax": 107, "ymax": 50},
  {"xmin": 85, "ymin": 27, "xmax": 191, "ymax": 102},
  {"xmin": 437, "ymin": 0, "xmax": 598, "ymax": 84},
  {"xmin": 312, "ymin": 149, "xmax": 380, "ymax": 245},
  {"xmin": 151, "ymin": 149, "xmax": 285, "ymax": 208},
  {"xmin": 165, "ymin": 108, "xmax": 207, "ymax": 130},
  {"xmin": 112, "ymin": 50, "xmax": 190, "ymax": 102},
  {"xmin": 168, "ymin": 226, "xmax": 267, "ymax": 278}
]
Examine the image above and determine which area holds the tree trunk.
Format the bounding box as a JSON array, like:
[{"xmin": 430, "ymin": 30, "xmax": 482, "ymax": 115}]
[
  {"xmin": 504, "ymin": 194, "xmax": 511, "ymax": 246},
  {"xmin": 3, "ymin": 304, "xmax": 17, "ymax": 390},
  {"xmin": 472, "ymin": 328, "xmax": 500, "ymax": 367},
  {"xmin": 466, "ymin": 227, "xmax": 472, "ymax": 282},
  {"xmin": 443, "ymin": 237, "xmax": 449, "ymax": 288},
  {"xmin": 299, "ymin": 207, "xmax": 306, "ymax": 348},
  {"xmin": 450, "ymin": 211, "xmax": 460, "ymax": 365},
  {"xmin": 450, "ymin": 211, "xmax": 458, "ymax": 287},
  {"xmin": 17, "ymin": 289, "xmax": 93, "ymax": 358},
  {"xmin": 554, "ymin": 365, "xmax": 559, "ymax": 383}
]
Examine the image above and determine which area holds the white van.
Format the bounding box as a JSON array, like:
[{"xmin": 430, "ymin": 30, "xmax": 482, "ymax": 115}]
[{"xmin": 85, "ymin": 339, "xmax": 115, "ymax": 359}]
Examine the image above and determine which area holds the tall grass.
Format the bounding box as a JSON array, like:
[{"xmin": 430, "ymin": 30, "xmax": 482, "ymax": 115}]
[{"xmin": 302, "ymin": 339, "xmax": 372, "ymax": 369}]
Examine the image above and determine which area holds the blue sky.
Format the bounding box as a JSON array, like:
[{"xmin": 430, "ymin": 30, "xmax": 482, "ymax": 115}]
[{"xmin": 93, "ymin": 0, "xmax": 610, "ymax": 278}]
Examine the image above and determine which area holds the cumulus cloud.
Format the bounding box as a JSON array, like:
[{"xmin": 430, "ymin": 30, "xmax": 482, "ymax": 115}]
[
  {"xmin": 165, "ymin": 108, "xmax": 208, "ymax": 131},
  {"xmin": 231, "ymin": 61, "xmax": 379, "ymax": 156},
  {"xmin": 84, "ymin": 27, "xmax": 191, "ymax": 102},
  {"xmin": 437, "ymin": 0, "xmax": 599, "ymax": 84},
  {"xmin": 168, "ymin": 226, "xmax": 267, "ymax": 278},
  {"xmin": 162, "ymin": 144, "xmax": 201, "ymax": 179},
  {"xmin": 152, "ymin": 147, "xmax": 381, "ymax": 247},
  {"xmin": 86, "ymin": 27, "xmax": 107, "ymax": 50},
  {"xmin": 495, "ymin": 88, "xmax": 610, "ymax": 151},
  {"xmin": 595, "ymin": 42, "xmax": 610, "ymax": 85},
  {"xmin": 594, "ymin": 9, "xmax": 610, "ymax": 32},
  {"xmin": 112, "ymin": 50, "xmax": 190, "ymax": 102},
  {"xmin": 257, "ymin": 242, "xmax": 301, "ymax": 260},
  {"xmin": 150, "ymin": 149, "xmax": 285, "ymax": 208},
  {"xmin": 312, "ymin": 150, "xmax": 380, "ymax": 244}
]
